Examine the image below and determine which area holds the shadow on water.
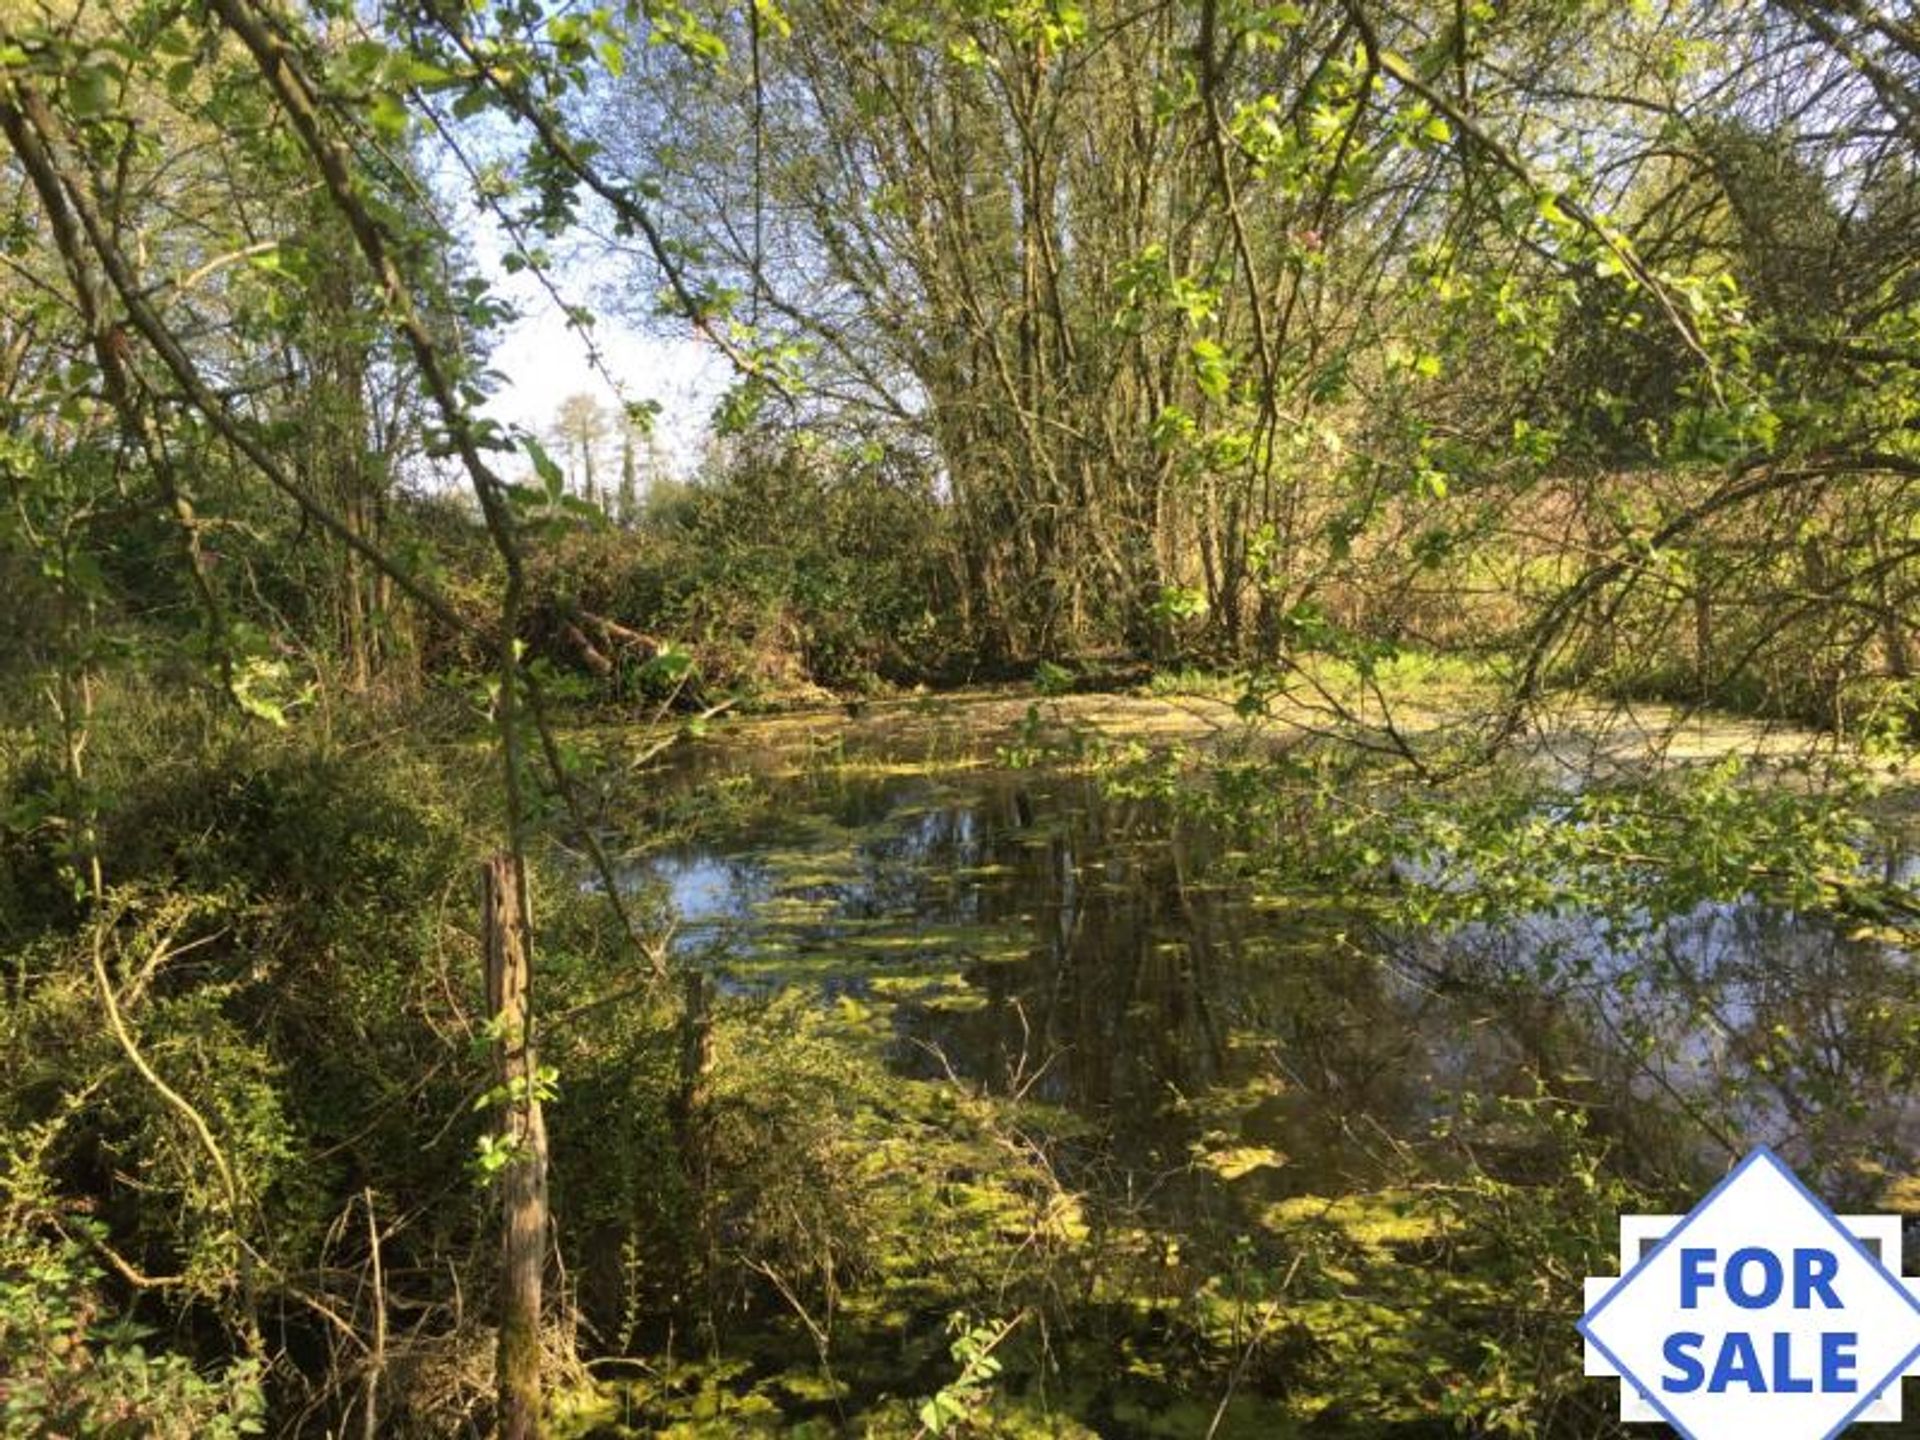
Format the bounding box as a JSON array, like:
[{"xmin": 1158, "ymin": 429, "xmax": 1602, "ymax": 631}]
[
  {"xmin": 566, "ymin": 734, "xmax": 1920, "ymax": 1435},
  {"xmin": 624, "ymin": 756, "xmax": 1920, "ymax": 1212}
]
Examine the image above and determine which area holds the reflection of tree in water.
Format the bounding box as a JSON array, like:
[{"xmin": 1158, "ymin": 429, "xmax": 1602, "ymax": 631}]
[
  {"xmin": 1392, "ymin": 892, "xmax": 1920, "ymax": 1198},
  {"xmin": 1637, "ymin": 903, "xmax": 1920, "ymax": 1194},
  {"xmin": 888, "ymin": 776, "xmax": 1529, "ymax": 1194},
  {"xmin": 646, "ymin": 762, "xmax": 1920, "ymax": 1208}
]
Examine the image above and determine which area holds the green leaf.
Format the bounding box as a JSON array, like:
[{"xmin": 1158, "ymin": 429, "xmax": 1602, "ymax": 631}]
[
  {"xmin": 522, "ymin": 437, "xmax": 565, "ymax": 497},
  {"xmin": 1190, "ymin": 338, "xmax": 1233, "ymax": 402},
  {"xmin": 1204, "ymin": 1145, "xmax": 1288, "ymax": 1180},
  {"xmin": 66, "ymin": 65, "xmax": 112, "ymax": 117},
  {"xmin": 368, "ymin": 91, "xmax": 410, "ymax": 141},
  {"xmin": 344, "ymin": 38, "xmax": 388, "ymax": 74}
]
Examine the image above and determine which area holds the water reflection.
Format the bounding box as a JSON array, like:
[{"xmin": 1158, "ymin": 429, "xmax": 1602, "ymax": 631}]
[{"xmin": 627, "ymin": 765, "xmax": 1920, "ymax": 1204}]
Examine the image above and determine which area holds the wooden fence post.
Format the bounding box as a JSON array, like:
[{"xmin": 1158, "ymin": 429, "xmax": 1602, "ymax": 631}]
[
  {"xmin": 483, "ymin": 853, "xmax": 547, "ymax": 1440},
  {"xmin": 672, "ymin": 969, "xmax": 716, "ymax": 1337},
  {"xmin": 675, "ymin": 969, "xmax": 713, "ymax": 1135}
]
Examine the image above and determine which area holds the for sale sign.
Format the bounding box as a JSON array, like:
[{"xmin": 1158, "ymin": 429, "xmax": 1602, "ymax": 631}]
[{"xmin": 1581, "ymin": 1147, "xmax": 1920, "ymax": 1438}]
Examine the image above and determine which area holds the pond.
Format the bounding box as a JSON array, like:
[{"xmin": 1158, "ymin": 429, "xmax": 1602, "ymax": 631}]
[
  {"xmin": 632, "ymin": 758, "xmax": 1920, "ymax": 1191},
  {"xmin": 588, "ymin": 700, "xmax": 1920, "ymax": 1435}
]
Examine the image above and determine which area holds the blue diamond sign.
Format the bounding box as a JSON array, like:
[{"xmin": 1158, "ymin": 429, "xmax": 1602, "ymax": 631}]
[{"xmin": 1580, "ymin": 1147, "xmax": 1920, "ymax": 1438}]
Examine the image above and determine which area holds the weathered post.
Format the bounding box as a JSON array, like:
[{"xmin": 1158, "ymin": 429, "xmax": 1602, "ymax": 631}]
[
  {"xmin": 675, "ymin": 970, "xmax": 713, "ymax": 1123},
  {"xmin": 673, "ymin": 969, "xmax": 714, "ymax": 1190},
  {"xmin": 483, "ymin": 854, "xmax": 547, "ymax": 1440},
  {"xmin": 673, "ymin": 970, "xmax": 715, "ymax": 1327}
]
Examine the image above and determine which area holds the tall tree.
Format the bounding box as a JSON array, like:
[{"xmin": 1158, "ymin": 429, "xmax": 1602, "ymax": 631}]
[{"xmin": 553, "ymin": 391, "xmax": 611, "ymax": 507}]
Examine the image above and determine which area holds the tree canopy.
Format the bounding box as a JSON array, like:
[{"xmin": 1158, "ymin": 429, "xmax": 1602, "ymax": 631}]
[{"xmin": 5, "ymin": 1, "xmax": 1920, "ymax": 1436}]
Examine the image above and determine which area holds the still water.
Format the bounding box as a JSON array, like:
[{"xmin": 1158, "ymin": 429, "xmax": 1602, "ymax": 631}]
[{"xmin": 626, "ymin": 752, "xmax": 1920, "ymax": 1213}]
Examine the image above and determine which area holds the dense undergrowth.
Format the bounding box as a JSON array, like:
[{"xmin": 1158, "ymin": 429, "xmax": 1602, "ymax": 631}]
[
  {"xmin": 14, "ymin": 661, "xmax": 1919, "ymax": 1436},
  {"xmin": 475, "ymin": 447, "xmax": 1920, "ymax": 745},
  {"xmin": 4, "ymin": 1, "xmax": 1920, "ymax": 1434},
  {"xmin": 0, "ymin": 677, "xmax": 1569, "ymax": 1435}
]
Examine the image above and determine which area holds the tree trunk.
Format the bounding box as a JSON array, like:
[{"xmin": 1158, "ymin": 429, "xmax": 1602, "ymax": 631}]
[
  {"xmin": 1693, "ymin": 575, "xmax": 1714, "ymax": 702},
  {"xmin": 483, "ymin": 854, "xmax": 547, "ymax": 1440},
  {"xmin": 673, "ymin": 970, "xmax": 715, "ymax": 1338}
]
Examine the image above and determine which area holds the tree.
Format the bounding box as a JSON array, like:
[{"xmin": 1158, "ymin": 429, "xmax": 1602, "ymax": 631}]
[
  {"xmin": 553, "ymin": 391, "xmax": 612, "ymax": 508},
  {"xmin": 597, "ymin": 0, "xmax": 1692, "ymax": 665},
  {"xmin": 0, "ymin": 0, "xmax": 732, "ymax": 1428},
  {"xmin": 613, "ymin": 401, "xmax": 669, "ymax": 526}
]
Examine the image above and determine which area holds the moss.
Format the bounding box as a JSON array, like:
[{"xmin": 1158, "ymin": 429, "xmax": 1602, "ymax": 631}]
[{"xmin": 1260, "ymin": 1191, "xmax": 1450, "ymax": 1249}]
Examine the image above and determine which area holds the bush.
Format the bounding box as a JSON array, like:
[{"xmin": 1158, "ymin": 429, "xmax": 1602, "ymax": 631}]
[
  {"xmin": 0, "ymin": 1228, "xmax": 267, "ymax": 1440},
  {"xmin": 0, "ymin": 687, "xmax": 497, "ymax": 1427},
  {"xmin": 524, "ymin": 435, "xmax": 965, "ymax": 699}
]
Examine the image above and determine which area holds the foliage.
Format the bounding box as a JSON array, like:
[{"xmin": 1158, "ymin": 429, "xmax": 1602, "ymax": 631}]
[
  {"xmin": 0, "ymin": 1229, "xmax": 266, "ymax": 1439},
  {"xmin": 916, "ymin": 1314, "xmax": 1021, "ymax": 1436},
  {"xmin": 526, "ymin": 434, "xmax": 963, "ymax": 697},
  {"xmin": 4, "ymin": 0, "xmax": 1920, "ymax": 1434}
]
